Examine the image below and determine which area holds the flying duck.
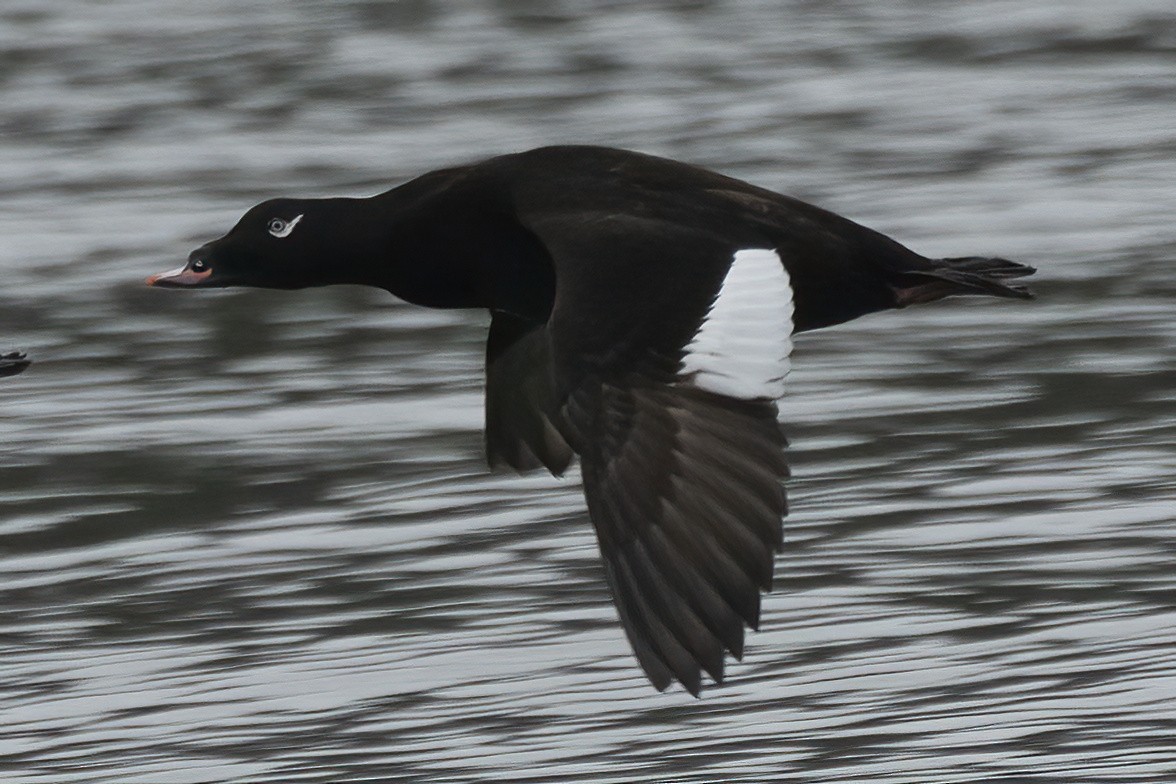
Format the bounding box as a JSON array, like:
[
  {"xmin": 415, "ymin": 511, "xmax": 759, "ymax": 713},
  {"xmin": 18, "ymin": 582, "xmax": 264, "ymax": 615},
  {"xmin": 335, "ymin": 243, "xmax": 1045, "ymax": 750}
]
[{"xmin": 148, "ymin": 146, "xmax": 1034, "ymax": 695}]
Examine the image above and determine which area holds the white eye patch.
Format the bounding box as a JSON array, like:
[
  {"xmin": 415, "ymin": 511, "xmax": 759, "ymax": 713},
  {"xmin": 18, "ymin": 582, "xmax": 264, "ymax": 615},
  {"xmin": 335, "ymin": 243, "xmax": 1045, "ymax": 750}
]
[{"xmin": 267, "ymin": 213, "xmax": 303, "ymax": 238}]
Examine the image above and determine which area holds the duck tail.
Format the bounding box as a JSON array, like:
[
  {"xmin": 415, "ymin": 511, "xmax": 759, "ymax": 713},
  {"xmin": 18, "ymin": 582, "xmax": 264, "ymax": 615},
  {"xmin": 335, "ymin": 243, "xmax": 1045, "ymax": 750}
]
[{"xmin": 893, "ymin": 256, "xmax": 1036, "ymax": 307}]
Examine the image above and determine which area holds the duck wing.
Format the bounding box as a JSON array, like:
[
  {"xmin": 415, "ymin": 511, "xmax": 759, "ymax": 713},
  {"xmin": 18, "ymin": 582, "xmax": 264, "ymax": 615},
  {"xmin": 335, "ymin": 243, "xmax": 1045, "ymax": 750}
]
[
  {"xmin": 484, "ymin": 312, "xmax": 574, "ymax": 475},
  {"xmin": 531, "ymin": 215, "xmax": 795, "ymax": 695}
]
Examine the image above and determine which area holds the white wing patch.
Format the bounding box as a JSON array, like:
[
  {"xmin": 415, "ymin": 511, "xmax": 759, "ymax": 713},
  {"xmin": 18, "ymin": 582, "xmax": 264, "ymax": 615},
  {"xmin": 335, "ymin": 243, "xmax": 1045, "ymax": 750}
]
[{"xmin": 679, "ymin": 248, "xmax": 794, "ymax": 400}]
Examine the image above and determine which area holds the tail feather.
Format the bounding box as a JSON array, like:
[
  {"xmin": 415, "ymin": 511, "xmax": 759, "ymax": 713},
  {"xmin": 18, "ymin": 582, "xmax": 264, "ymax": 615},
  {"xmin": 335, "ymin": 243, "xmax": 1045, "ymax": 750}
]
[{"xmin": 894, "ymin": 256, "xmax": 1035, "ymax": 307}]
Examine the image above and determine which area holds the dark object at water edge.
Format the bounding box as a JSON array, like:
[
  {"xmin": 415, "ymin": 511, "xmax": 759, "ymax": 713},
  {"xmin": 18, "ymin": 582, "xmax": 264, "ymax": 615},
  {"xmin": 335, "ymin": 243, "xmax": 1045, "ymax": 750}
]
[{"xmin": 0, "ymin": 351, "xmax": 30, "ymax": 378}]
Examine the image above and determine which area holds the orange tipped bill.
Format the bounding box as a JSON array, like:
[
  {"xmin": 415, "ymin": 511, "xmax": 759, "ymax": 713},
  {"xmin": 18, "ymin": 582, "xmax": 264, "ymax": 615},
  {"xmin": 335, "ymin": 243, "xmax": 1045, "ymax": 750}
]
[{"xmin": 146, "ymin": 265, "xmax": 212, "ymax": 288}]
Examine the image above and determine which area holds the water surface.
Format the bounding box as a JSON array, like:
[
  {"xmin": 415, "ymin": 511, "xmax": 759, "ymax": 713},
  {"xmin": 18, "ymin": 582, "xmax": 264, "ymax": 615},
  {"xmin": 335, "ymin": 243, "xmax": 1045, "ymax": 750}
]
[{"xmin": 2, "ymin": 1, "xmax": 1175, "ymax": 781}]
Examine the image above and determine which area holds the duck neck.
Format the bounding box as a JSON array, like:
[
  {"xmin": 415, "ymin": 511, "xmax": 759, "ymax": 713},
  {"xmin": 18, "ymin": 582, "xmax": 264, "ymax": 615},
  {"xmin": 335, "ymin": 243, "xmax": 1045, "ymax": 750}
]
[{"xmin": 357, "ymin": 170, "xmax": 554, "ymax": 322}]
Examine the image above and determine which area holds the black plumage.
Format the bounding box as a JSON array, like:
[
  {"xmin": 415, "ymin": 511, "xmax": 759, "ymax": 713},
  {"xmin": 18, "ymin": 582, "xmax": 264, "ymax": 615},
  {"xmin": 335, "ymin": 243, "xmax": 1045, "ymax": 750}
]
[{"xmin": 148, "ymin": 146, "xmax": 1035, "ymax": 694}]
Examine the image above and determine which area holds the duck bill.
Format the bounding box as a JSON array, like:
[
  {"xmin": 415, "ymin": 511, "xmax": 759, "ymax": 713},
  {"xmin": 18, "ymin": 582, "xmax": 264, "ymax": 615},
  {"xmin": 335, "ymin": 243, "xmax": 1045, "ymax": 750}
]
[{"xmin": 145, "ymin": 265, "xmax": 214, "ymax": 288}]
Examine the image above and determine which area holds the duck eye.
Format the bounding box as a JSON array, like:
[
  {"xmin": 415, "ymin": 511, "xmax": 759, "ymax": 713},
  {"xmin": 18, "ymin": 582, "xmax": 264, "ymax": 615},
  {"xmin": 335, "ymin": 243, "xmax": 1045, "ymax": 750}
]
[
  {"xmin": 191, "ymin": 259, "xmax": 207, "ymax": 272},
  {"xmin": 267, "ymin": 213, "xmax": 303, "ymax": 238}
]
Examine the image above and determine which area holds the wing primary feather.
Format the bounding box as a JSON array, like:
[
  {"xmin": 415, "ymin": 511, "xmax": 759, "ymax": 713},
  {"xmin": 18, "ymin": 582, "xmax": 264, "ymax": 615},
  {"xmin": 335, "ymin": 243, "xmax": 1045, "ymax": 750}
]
[
  {"xmin": 656, "ymin": 489, "xmax": 766, "ymax": 630},
  {"xmin": 627, "ymin": 537, "xmax": 726, "ymax": 684},
  {"xmin": 641, "ymin": 522, "xmax": 747, "ymax": 660},
  {"xmin": 600, "ymin": 557, "xmax": 675, "ymax": 691},
  {"xmin": 665, "ymin": 471, "xmax": 777, "ymax": 592},
  {"xmin": 611, "ymin": 551, "xmax": 705, "ymax": 696},
  {"xmin": 606, "ymin": 446, "xmax": 764, "ymax": 633},
  {"xmin": 594, "ymin": 465, "xmax": 720, "ymax": 690}
]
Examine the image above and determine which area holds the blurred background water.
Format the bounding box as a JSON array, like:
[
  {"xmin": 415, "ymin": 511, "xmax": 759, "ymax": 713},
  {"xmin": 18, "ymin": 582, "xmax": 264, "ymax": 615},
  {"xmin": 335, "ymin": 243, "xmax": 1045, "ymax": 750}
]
[{"xmin": 2, "ymin": 1, "xmax": 1175, "ymax": 781}]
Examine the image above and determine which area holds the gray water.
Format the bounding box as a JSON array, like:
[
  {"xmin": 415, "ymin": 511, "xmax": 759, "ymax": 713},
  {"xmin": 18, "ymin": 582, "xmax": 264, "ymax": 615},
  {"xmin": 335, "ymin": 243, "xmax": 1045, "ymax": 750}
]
[{"xmin": 2, "ymin": 1, "xmax": 1175, "ymax": 782}]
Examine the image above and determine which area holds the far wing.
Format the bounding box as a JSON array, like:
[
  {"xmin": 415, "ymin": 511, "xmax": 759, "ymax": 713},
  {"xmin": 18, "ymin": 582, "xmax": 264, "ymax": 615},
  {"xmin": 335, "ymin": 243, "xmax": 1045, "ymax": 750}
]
[{"xmin": 484, "ymin": 312, "xmax": 573, "ymax": 475}]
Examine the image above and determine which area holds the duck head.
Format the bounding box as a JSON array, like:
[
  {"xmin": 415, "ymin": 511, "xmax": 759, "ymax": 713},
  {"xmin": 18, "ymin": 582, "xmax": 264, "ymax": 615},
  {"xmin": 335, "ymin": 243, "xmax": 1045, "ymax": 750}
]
[{"xmin": 147, "ymin": 198, "xmax": 355, "ymax": 290}]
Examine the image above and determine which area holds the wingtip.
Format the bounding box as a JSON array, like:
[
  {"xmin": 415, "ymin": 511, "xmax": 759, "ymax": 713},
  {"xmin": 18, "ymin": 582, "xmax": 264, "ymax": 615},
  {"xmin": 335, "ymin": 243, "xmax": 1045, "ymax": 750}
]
[{"xmin": 680, "ymin": 670, "xmax": 704, "ymax": 698}]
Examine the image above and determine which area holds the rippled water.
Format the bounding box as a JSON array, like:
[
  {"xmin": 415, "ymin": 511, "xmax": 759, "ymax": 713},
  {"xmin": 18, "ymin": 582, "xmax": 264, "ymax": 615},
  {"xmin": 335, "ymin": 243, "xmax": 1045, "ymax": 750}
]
[{"xmin": 2, "ymin": 1, "xmax": 1175, "ymax": 781}]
